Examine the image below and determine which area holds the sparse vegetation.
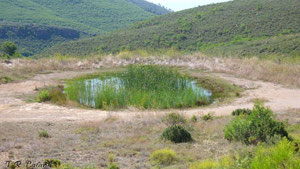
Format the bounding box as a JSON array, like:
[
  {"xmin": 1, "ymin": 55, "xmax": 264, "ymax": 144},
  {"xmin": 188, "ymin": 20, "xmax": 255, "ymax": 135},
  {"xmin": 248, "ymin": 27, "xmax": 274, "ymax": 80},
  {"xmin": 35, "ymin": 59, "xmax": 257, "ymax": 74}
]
[
  {"xmin": 150, "ymin": 148, "xmax": 177, "ymax": 166},
  {"xmin": 43, "ymin": 159, "xmax": 61, "ymax": 168},
  {"xmin": 225, "ymin": 103, "xmax": 289, "ymax": 144},
  {"xmin": 162, "ymin": 113, "xmax": 186, "ymax": 126},
  {"xmin": 201, "ymin": 113, "xmax": 213, "ymax": 121}
]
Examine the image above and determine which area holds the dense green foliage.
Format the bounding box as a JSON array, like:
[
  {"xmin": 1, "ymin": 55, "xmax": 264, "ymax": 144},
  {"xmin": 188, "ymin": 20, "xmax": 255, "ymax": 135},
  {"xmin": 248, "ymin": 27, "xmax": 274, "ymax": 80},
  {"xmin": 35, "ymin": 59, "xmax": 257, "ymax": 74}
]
[
  {"xmin": 161, "ymin": 125, "xmax": 192, "ymax": 143},
  {"xmin": 0, "ymin": 0, "xmax": 169, "ymax": 55},
  {"xmin": 65, "ymin": 65, "xmax": 210, "ymax": 109},
  {"xmin": 225, "ymin": 104, "xmax": 289, "ymax": 145},
  {"xmin": 44, "ymin": 0, "xmax": 300, "ymax": 57},
  {"xmin": 150, "ymin": 148, "xmax": 177, "ymax": 166},
  {"xmin": 1, "ymin": 41, "xmax": 17, "ymax": 56}
]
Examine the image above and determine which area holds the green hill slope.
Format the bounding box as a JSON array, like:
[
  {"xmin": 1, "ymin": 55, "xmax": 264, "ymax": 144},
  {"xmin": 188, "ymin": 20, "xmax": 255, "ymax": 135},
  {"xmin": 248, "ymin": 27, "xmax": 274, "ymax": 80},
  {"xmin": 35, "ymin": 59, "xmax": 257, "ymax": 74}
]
[
  {"xmin": 0, "ymin": 0, "xmax": 171, "ymax": 56},
  {"xmin": 44, "ymin": 0, "xmax": 300, "ymax": 57}
]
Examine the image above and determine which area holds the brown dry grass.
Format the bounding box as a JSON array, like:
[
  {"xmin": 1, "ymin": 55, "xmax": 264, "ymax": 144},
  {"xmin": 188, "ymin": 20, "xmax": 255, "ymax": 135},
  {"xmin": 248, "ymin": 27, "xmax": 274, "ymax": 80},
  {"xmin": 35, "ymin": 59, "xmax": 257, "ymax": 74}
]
[
  {"xmin": 0, "ymin": 115, "xmax": 248, "ymax": 168},
  {"xmin": 1, "ymin": 53, "xmax": 300, "ymax": 88}
]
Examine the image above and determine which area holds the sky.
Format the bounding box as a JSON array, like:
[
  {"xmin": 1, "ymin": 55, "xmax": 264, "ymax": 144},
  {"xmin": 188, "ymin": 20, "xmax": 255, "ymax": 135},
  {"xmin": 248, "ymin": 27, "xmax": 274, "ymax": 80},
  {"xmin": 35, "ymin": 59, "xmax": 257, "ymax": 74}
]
[{"xmin": 147, "ymin": 0, "xmax": 231, "ymax": 11}]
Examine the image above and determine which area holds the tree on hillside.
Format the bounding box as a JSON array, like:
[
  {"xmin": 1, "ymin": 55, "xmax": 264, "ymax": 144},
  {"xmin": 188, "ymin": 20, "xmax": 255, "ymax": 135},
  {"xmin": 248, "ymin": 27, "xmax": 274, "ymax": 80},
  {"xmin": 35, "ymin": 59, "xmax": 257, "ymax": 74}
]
[{"xmin": 1, "ymin": 41, "xmax": 17, "ymax": 57}]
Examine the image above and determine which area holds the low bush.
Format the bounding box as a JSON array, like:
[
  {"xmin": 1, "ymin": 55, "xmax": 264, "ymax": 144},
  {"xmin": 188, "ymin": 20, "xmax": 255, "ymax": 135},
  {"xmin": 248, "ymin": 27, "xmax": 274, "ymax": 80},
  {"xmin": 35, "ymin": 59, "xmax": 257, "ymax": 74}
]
[
  {"xmin": 106, "ymin": 163, "xmax": 119, "ymax": 169},
  {"xmin": 161, "ymin": 125, "xmax": 192, "ymax": 143},
  {"xmin": 43, "ymin": 159, "xmax": 61, "ymax": 168},
  {"xmin": 201, "ymin": 113, "xmax": 213, "ymax": 121},
  {"xmin": 232, "ymin": 108, "xmax": 252, "ymax": 116},
  {"xmin": 49, "ymin": 86, "xmax": 67, "ymax": 105},
  {"xmin": 37, "ymin": 90, "xmax": 51, "ymax": 103},
  {"xmin": 150, "ymin": 148, "xmax": 177, "ymax": 166},
  {"xmin": 39, "ymin": 130, "xmax": 50, "ymax": 138},
  {"xmin": 190, "ymin": 115, "xmax": 198, "ymax": 122},
  {"xmin": 162, "ymin": 113, "xmax": 186, "ymax": 126},
  {"xmin": 225, "ymin": 103, "xmax": 289, "ymax": 144}
]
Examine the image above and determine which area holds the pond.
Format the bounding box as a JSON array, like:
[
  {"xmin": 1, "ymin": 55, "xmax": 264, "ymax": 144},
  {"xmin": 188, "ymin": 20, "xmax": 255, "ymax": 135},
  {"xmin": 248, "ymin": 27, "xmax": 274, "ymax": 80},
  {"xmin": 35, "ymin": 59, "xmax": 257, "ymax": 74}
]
[{"xmin": 65, "ymin": 65, "xmax": 212, "ymax": 109}]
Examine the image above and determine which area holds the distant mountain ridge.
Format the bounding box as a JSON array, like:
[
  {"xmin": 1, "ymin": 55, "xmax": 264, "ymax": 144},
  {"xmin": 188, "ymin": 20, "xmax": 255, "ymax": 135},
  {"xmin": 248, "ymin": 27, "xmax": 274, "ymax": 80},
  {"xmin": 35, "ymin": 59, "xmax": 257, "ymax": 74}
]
[
  {"xmin": 0, "ymin": 0, "xmax": 171, "ymax": 55},
  {"xmin": 43, "ymin": 0, "xmax": 300, "ymax": 58}
]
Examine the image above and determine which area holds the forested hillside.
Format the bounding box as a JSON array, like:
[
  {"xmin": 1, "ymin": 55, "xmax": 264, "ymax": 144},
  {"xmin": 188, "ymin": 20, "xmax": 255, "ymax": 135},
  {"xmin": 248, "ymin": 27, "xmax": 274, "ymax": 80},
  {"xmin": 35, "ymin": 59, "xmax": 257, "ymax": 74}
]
[
  {"xmin": 0, "ymin": 0, "xmax": 170, "ymax": 56},
  {"xmin": 44, "ymin": 0, "xmax": 300, "ymax": 58}
]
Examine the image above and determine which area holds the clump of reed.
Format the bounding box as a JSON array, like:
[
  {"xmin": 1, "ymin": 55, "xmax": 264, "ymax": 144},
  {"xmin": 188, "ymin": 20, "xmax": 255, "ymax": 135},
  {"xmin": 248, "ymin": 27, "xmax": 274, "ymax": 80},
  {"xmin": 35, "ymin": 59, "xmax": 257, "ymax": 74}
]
[{"xmin": 65, "ymin": 65, "xmax": 209, "ymax": 109}]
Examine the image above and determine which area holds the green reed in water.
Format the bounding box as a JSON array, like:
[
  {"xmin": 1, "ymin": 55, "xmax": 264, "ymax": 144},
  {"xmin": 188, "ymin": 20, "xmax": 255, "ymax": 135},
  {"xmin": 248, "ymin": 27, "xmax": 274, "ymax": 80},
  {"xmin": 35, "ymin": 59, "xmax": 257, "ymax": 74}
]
[{"xmin": 65, "ymin": 65, "xmax": 210, "ymax": 109}]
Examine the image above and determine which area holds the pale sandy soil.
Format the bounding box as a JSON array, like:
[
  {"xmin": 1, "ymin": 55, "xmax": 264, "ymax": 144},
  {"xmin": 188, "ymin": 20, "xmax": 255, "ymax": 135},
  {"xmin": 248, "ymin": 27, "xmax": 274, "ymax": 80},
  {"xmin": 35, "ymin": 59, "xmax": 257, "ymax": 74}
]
[{"xmin": 0, "ymin": 69, "xmax": 299, "ymax": 123}]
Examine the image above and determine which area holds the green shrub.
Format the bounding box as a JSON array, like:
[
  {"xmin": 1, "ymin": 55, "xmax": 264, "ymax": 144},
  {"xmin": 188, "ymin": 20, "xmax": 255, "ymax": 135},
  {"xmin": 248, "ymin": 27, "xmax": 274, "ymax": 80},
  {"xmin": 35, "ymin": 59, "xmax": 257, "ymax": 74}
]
[
  {"xmin": 106, "ymin": 163, "xmax": 119, "ymax": 169},
  {"xmin": 190, "ymin": 115, "xmax": 198, "ymax": 123},
  {"xmin": 225, "ymin": 103, "xmax": 289, "ymax": 144},
  {"xmin": 161, "ymin": 125, "xmax": 192, "ymax": 143},
  {"xmin": 250, "ymin": 138, "xmax": 300, "ymax": 169},
  {"xmin": 37, "ymin": 90, "xmax": 51, "ymax": 103},
  {"xmin": 39, "ymin": 130, "xmax": 50, "ymax": 138},
  {"xmin": 162, "ymin": 113, "xmax": 186, "ymax": 126},
  {"xmin": 150, "ymin": 148, "xmax": 177, "ymax": 166},
  {"xmin": 43, "ymin": 159, "xmax": 61, "ymax": 168},
  {"xmin": 232, "ymin": 108, "xmax": 252, "ymax": 116},
  {"xmin": 201, "ymin": 113, "xmax": 213, "ymax": 121}
]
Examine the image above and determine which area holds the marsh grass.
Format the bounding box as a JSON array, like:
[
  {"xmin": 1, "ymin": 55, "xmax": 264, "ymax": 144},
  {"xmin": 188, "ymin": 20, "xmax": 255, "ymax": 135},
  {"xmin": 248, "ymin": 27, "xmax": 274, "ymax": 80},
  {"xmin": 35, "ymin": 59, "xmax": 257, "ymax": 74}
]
[{"xmin": 65, "ymin": 65, "xmax": 210, "ymax": 109}]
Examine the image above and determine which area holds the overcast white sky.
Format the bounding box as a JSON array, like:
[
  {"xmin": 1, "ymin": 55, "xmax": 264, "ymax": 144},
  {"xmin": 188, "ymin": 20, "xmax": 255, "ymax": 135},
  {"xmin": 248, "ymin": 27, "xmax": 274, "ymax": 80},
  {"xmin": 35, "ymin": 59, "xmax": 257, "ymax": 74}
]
[{"xmin": 147, "ymin": 0, "xmax": 231, "ymax": 11}]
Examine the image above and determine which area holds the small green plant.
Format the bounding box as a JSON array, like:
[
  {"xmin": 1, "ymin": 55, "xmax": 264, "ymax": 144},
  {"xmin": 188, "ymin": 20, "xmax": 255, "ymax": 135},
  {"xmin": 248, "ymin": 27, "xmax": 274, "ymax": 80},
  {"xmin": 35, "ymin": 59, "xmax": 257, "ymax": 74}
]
[
  {"xmin": 39, "ymin": 130, "xmax": 50, "ymax": 138},
  {"xmin": 150, "ymin": 148, "xmax": 177, "ymax": 166},
  {"xmin": 37, "ymin": 90, "xmax": 51, "ymax": 103},
  {"xmin": 106, "ymin": 163, "xmax": 119, "ymax": 169},
  {"xmin": 201, "ymin": 113, "xmax": 213, "ymax": 121},
  {"xmin": 225, "ymin": 103, "xmax": 289, "ymax": 144},
  {"xmin": 43, "ymin": 159, "xmax": 61, "ymax": 168},
  {"xmin": 161, "ymin": 125, "xmax": 192, "ymax": 143},
  {"xmin": 232, "ymin": 108, "xmax": 252, "ymax": 116},
  {"xmin": 162, "ymin": 113, "xmax": 186, "ymax": 126},
  {"xmin": 190, "ymin": 115, "xmax": 198, "ymax": 123}
]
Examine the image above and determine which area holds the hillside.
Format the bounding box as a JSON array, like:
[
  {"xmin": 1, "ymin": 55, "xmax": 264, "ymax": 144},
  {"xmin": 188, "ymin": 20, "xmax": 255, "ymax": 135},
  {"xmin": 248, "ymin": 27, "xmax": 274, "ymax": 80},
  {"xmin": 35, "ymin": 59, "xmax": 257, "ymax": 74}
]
[
  {"xmin": 43, "ymin": 0, "xmax": 300, "ymax": 57},
  {"xmin": 0, "ymin": 0, "xmax": 171, "ymax": 55}
]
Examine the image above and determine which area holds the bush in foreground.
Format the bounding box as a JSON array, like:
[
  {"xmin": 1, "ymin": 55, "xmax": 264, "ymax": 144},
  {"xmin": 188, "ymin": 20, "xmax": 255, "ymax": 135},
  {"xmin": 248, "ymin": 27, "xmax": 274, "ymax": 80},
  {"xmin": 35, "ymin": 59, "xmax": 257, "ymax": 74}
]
[
  {"xmin": 250, "ymin": 138, "xmax": 300, "ymax": 169},
  {"xmin": 225, "ymin": 103, "xmax": 289, "ymax": 144},
  {"xmin": 161, "ymin": 125, "xmax": 192, "ymax": 143},
  {"xmin": 150, "ymin": 148, "xmax": 177, "ymax": 166},
  {"xmin": 190, "ymin": 138, "xmax": 299, "ymax": 169}
]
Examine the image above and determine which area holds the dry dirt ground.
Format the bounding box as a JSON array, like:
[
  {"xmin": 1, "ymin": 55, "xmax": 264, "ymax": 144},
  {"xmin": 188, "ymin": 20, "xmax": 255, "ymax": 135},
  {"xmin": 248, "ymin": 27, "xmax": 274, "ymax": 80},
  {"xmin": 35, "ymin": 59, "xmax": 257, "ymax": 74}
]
[
  {"xmin": 0, "ymin": 68, "xmax": 300, "ymax": 168},
  {"xmin": 0, "ymin": 70, "xmax": 300, "ymax": 123}
]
